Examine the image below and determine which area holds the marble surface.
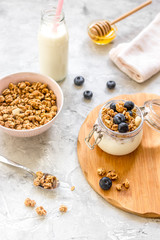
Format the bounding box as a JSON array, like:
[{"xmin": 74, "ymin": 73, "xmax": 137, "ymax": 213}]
[{"xmin": 0, "ymin": 0, "xmax": 160, "ymax": 239}]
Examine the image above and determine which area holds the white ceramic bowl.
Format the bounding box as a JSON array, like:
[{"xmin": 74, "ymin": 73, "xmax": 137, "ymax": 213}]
[{"xmin": 0, "ymin": 72, "xmax": 63, "ymax": 137}]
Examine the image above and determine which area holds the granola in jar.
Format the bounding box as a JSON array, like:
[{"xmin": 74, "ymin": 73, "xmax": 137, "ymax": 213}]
[{"xmin": 91, "ymin": 100, "xmax": 143, "ymax": 155}]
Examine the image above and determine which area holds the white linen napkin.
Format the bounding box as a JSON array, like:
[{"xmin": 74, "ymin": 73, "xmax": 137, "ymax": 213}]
[{"xmin": 109, "ymin": 13, "xmax": 160, "ymax": 83}]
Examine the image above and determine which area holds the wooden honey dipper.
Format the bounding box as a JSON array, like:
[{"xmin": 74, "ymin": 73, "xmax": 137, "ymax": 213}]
[{"xmin": 89, "ymin": 0, "xmax": 152, "ymax": 38}]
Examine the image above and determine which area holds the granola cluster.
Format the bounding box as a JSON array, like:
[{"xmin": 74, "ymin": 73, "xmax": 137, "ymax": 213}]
[
  {"xmin": 97, "ymin": 167, "xmax": 130, "ymax": 192},
  {"xmin": 116, "ymin": 179, "xmax": 130, "ymax": 191},
  {"xmin": 36, "ymin": 206, "xmax": 47, "ymax": 216},
  {"xmin": 71, "ymin": 186, "xmax": 75, "ymax": 191},
  {"xmin": 101, "ymin": 101, "xmax": 141, "ymax": 133},
  {"xmin": 24, "ymin": 198, "xmax": 47, "ymax": 216},
  {"xmin": 24, "ymin": 197, "xmax": 68, "ymax": 216},
  {"xmin": 59, "ymin": 205, "xmax": 68, "ymax": 213},
  {"xmin": 106, "ymin": 170, "xmax": 118, "ymax": 180},
  {"xmin": 0, "ymin": 81, "xmax": 57, "ymax": 130},
  {"xmin": 33, "ymin": 171, "xmax": 58, "ymax": 189},
  {"xmin": 24, "ymin": 198, "xmax": 36, "ymax": 207},
  {"xmin": 97, "ymin": 168, "xmax": 106, "ymax": 176},
  {"xmin": 97, "ymin": 168, "xmax": 118, "ymax": 180}
]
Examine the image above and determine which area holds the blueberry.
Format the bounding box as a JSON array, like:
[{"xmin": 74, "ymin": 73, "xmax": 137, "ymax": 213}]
[
  {"xmin": 83, "ymin": 90, "xmax": 93, "ymax": 99},
  {"xmin": 118, "ymin": 122, "xmax": 129, "ymax": 133},
  {"xmin": 124, "ymin": 101, "xmax": 134, "ymax": 110},
  {"xmin": 99, "ymin": 177, "xmax": 112, "ymax": 190},
  {"xmin": 127, "ymin": 110, "xmax": 133, "ymax": 116},
  {"xmin": 107, "ymin": 81, "xmax": 116, "ymax": 89},
  {"xmin": 74, "ymin": 76, "xmax": 85, "ymax": 86},
  {"xmin": 110, "ymin": 102, "xmax": 116, "ymax": 111},
  {"xmin": 113, "ymin": 113, "xmax": 126, "ymax": 124}
]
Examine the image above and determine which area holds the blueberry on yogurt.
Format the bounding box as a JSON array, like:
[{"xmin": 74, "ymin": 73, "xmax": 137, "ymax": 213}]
[
  {"xmin": 127, "ymin": 110, "xmax": 133, "ymax": 116},
  {"xmin": 110, "ymin": 102, "xmax": 116, "ymax": 111},
  {"xmin": 118, "ymin": 122, "xmax": 129, "ymax": 133},
  {"xmin": 124, "ymin": 101, "xmax": 134, "ymax": 111},
  {"xmin": 113, "ymin": 113, "xmax": 126, "ymax": 124}
]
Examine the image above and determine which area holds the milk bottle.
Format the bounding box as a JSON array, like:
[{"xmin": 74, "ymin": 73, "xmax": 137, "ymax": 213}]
[{"xmin": 38, "ymin": 7, "xmax": 69, "ymax": 81}]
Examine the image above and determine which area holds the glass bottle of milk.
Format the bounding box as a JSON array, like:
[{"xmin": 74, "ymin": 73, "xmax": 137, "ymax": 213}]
[{"xmin": 38, "ymin": 6, "xmax": 69, "ymax": 82}]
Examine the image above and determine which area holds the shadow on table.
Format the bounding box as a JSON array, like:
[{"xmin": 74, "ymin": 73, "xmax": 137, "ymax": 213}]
[{"xmin": 0, "ymin": 128, "xmax": 54, "ymax": 169}]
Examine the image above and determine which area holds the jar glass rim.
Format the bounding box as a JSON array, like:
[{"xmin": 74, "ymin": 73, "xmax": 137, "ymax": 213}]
[
  {"xmin": 41, "ymin": 5, "xmax": 64, "ymax": 23},
  {"xmin": 149, "ymin": 99, "xmax": 160, "ymax": 120},
  {"xmin": 98, "ymin": 99, "xmax": 144, "ymax": 137}
]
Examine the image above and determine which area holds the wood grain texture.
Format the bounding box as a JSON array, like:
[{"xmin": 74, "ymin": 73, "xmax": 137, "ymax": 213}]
[{"xmin": 77, "ymin": 93, "xmax": 160, "ymax": 218}]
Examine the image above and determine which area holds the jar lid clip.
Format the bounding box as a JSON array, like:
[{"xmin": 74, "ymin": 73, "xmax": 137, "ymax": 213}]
[{"xmin": 85, "ymin": 124, "xmax": 103, "ymax": 150}]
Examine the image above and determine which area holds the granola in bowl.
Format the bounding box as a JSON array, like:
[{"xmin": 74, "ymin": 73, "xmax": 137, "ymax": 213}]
[
  {"xmin": 0, "ymin": 81, "xmax": 57, "ymax": 130},
  {"xmin": 0, "ymin": 72, "xmax": 63, "ymax": 137}
]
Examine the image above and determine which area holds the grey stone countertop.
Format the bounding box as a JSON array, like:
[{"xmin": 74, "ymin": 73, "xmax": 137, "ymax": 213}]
[{"xmin": 0, "ymin": 0, "xmax": 160, "ymax": 239}]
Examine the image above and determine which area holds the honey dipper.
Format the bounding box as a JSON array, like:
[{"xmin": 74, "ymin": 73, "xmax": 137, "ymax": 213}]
[{"xmin": 89, "ymin": 0, "xmax": 152, "ymax": 39}]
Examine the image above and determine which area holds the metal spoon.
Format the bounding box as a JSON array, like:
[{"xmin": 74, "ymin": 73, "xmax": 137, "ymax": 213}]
[{"xmin": 0, "ymin": 155, "xmax": 59, "ymax": 189}]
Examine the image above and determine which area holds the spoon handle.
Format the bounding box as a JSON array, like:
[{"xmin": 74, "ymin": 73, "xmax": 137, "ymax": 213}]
[
  {"xmin": 0, "ymin": 155, "xmax": 36, "ymax": 177},
  {"xmin": 111, "ymin": 0, "xmax": 152, "ymax": 25}
]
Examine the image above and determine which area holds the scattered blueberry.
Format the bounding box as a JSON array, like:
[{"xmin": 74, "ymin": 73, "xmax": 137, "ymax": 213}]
[
  {"xmin": 99, "ymin": 177, "xmax": 112, "ymax": 190},
  {"xmin": 83, "ymin": 90, "xmax": 93, "ymax": 99},
  {"xmin": 118, "ymin": 122, "xmax": 129, "ymax": 133},
  {"xmin": 74, "ymin": 76, "xmax": 85, "ymax": 86},
  {"xmin": 110, "ymin": 102, "xmax": 116, "ymax": 111},
  {"xmin": 124, "ymin": 101, "xmax": 134, "ymax": 110},
  {"xmin": 113, "ymin": 113, "xmax": 126, "ymax": 124},
  {"xmin": 127, "ymin": 110, "xmax": 133, "ymax": 116},
  {"xmin": 106, "ymin": 81, "xmax": 116, "ymax": 89}
]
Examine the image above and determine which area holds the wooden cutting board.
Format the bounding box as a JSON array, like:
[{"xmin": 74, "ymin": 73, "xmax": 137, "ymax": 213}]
[{"xmin": 77, "ymin": 93, "xmax": 160, "ymax": 218}]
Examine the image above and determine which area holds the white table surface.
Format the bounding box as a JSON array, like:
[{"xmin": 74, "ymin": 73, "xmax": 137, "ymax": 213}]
[{"xmin": 0, "ymin": 0, "xmax": 160, "ymax": 239}]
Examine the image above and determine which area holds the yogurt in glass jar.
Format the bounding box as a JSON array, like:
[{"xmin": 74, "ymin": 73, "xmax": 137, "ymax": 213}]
[
  {"xmin": 38, "ymin": 6, "xmax": 69, "ymax": 81},
  {"xmin": 85, "ymin": 99, "xmax": 160, "ymax": 156}
]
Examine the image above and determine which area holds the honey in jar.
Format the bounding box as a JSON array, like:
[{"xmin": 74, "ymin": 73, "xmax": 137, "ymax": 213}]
[{"xmin": 88, "ymin": 22, "xmax": 117, "ymax": 45}]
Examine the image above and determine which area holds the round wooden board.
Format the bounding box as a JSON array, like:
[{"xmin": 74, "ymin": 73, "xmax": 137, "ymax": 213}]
[{"xmin": 77, "ymin": 93, "xmax": 160, "ymax": 218}]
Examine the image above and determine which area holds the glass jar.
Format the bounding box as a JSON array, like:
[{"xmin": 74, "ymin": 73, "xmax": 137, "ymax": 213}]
[
  {"xmin": 38, "ymin": 6, "xmax": 69, "ymax": 81},
  {"xmin": 85, "ymin": 99, "xmax": 160, "ymax": 156}
]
